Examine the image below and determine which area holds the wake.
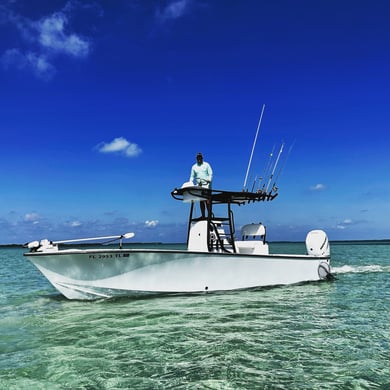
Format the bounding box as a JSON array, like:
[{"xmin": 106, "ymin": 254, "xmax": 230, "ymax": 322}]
[{"xmin": 332, "ymin": 264, "xmax": 390, "ymax": 274}]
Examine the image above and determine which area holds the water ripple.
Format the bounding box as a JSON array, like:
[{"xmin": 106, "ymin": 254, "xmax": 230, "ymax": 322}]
[{"xmin": 1, "ymin": 245, "xmax": 390, "ymax": 389}]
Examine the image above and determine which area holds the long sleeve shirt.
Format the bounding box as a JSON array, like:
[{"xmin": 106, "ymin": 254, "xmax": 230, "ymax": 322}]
[{"xmin": 190, "ymin": 161, "xmax": 213, "ymax": 187}]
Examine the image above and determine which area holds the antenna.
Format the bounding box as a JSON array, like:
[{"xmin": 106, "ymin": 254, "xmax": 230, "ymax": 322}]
[{"xmin": 243, "ymin": 104, "xmax": 266, "ymax": 190}]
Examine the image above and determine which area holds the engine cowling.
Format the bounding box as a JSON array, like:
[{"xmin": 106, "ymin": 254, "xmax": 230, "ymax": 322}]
[{"xmin": 305, "ymin": 230, "xmax": 330, "ymax": 256}]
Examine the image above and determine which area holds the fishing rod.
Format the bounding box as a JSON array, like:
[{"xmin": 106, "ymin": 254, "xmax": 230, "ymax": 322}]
[
  {"xmin": 272, "ymin": 140, "xmax": 295, "ymax": 190},
  {"xmin": 265, "ymin": 142, "xmax": 284, "ymax": 192},
  {"xmin": 243, "ymin": 104, "xmax": 266, "ymax": 190},
  {"xmin": 251, "ymin": 175, "xmax": 258, "ymax": 192},
  {"xmin": 257, "ymin": 144, "xmax": 275, "ymax": 191}
]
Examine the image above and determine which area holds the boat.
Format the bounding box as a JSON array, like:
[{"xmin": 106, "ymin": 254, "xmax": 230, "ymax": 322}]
[{"xmin": 24, "ymin": 184, "xmax": 332, "ymax": 300}]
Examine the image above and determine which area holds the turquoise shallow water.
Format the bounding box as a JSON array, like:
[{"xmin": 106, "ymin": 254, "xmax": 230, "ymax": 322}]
[{"xmin": 0, "ymin": 243, "xmax": 389, "ymax": 389}]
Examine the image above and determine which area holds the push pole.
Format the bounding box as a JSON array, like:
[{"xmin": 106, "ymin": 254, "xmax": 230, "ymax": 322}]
[{"xmin": 52, "ymin": 232, "xmax": 134, "ymax": 245}]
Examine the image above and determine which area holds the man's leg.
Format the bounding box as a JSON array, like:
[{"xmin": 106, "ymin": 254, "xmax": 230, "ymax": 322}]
[{"xmin": 200, "ymin": 201, "xmax": 206, "ymax": 217}]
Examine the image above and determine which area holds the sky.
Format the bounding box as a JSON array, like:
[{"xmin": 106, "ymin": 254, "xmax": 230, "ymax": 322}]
[{"xmin": 1, "ymin": 0, "xmax": 390, "ymax": 244}]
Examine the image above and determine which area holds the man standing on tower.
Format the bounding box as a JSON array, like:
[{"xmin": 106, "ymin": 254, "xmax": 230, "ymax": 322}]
[{"xmin": 189, "ymin": 152, "xmax": 213, "ymax": 217}]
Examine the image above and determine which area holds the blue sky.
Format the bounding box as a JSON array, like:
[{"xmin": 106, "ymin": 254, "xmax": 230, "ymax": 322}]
[{"xmin": 1, "ymin": 0, "xmax": 389, "ymax": 244}]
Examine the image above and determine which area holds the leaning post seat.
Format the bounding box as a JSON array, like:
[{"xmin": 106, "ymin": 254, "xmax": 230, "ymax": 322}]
[
  {"xmin": 241, "ymin": 223, "xmax": 266, "ymax": 241},
  {"xmin": 235, "ymin": 223, "xmax": 269, "ymax": 255}
]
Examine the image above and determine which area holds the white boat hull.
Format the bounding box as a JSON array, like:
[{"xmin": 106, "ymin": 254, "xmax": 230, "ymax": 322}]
[{"xmin": 25, "ymin": 249, "xmax": 331, "ymax": 300}]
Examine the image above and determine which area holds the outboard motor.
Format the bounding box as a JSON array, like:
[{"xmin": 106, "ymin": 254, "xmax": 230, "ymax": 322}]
[
  {"xmin": 305, "ymin": 230, "xmax": 330, "ymax": 256},
  {"xmin": 24, "ymin": 239, "xmax": 58, "ymax": 253}
]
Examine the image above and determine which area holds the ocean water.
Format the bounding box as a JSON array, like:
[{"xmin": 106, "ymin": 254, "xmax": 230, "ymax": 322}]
[{"xmin": 0, "ymin": 243, "xmax": 389, "ymax": 389}]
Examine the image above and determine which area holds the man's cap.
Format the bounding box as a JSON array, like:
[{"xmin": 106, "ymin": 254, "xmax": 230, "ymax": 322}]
[{"xmin": 196, "ymin": 152, "xmax": 203, "ymax": 158}]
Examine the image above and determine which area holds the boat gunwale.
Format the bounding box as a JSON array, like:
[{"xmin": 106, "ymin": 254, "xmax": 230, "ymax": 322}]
[{"xmin": 24, "ymin": 248, "xmax": 330, "ymax": 261}]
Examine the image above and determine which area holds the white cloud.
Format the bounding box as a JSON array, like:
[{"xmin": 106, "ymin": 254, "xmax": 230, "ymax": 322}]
[
  {"xmin": 69, "ymin": 220, "xmax": 82, "ymax": 227},
  {"xmin": 97, "ymin": 137, "xmax": 142, "ymax": 158},
  {"xmin": 27, "ymin": 52, "xmax": 56, "ymax": 79},
  {"xmin": 145, "ymin": 220, "xmax": 159, "ymax": 228},
  {"xmin": 336, "ymin": 218, "xmax": 354, "ymax": 230},
  {"xmin": 99, "ymin": 137, "xmax": 129, "ymax": 152},
  {"xmin": 24, "ymin": 213, "xmax": 41, "ymax": 223},
  {"xmin": 156, "ymin": 0, "xmax": 192, "ymax": 22},
  {"xmin": 27, "ymin": 52, "xmax": 54, "ymax": 72},
  {"xmin": 1, "ymin": 49, "xmax": 56, "ymax": 80},
  {"xmin": 309, "ymin": 183, "xmax": 326, "ymax": 191},
  {"xmin": 1, "ymin": 49, "xmax": 24, "ymax": 69},
  {"xmin": 1, "ymin": 1, "xmax": 92, "ymax": 79},
  {"xmin": 36, "ymin": 12, "xmax": 90, "ymax": 57}
]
